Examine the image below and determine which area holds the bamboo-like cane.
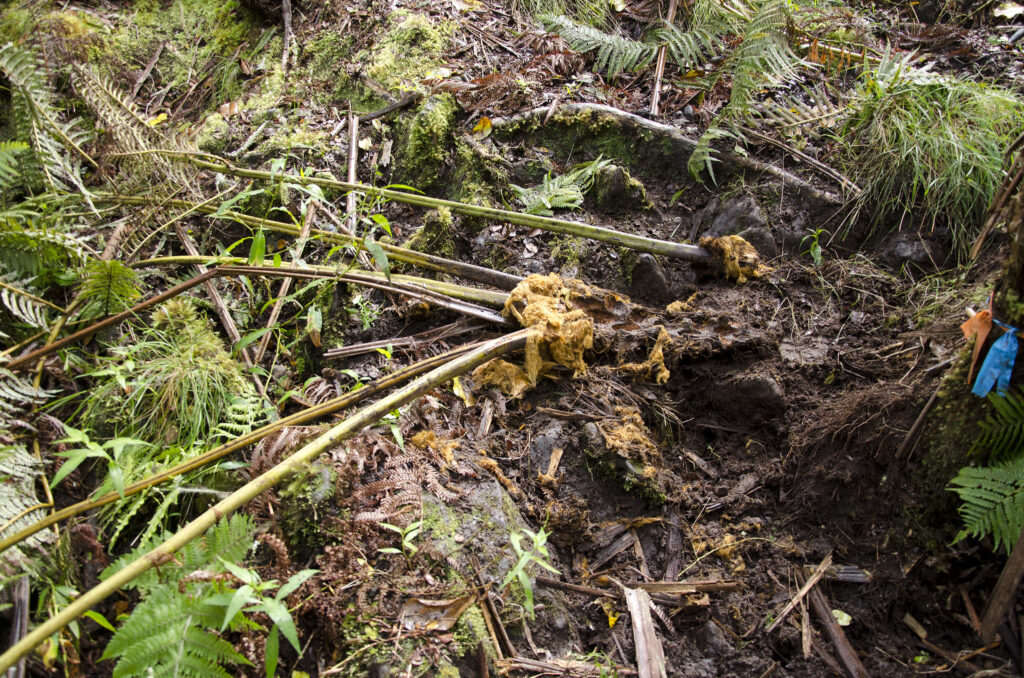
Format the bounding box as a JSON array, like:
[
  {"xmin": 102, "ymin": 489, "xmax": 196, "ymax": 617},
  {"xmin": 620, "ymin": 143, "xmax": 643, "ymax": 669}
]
[
  {"xmin": 97, "ymin": 193, "xmax": 524, "ymax": 291},
  {"xmin": 0, "ymin": 330, "xmax": 529, "ymax": 674},
  {"xmin": 6, "ymin": 262, "xmax": 508, "ymax": 372},
  {"xmin": 136, "ymin": 256, "xmax": 511, "ymax": 307},
  {"xmin": 0, "ymin": 340, "xmax": 482, "ymax": 557},
  {"xmin": 184, "ymin": 156, "xmax": 712, "ymax": 262}
]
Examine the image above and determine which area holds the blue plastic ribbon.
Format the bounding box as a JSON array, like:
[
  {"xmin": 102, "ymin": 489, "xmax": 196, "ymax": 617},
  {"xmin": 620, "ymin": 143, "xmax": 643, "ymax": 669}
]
[{"xmin": 972, "ymin": 319, "xmax": 1018, "ymax": 397}]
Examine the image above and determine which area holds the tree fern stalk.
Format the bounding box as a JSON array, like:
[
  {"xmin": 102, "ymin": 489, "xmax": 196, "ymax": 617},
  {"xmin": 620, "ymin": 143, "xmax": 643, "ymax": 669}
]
[
  {"xmin": 105, "ymin": 155, "xmax": 717, "ymax": 261},
  {"xmin": 0, "ymin": 341, "xmax": 477, "ymax": 566},
  {"xmin": 0, "ymin": 329, "xmax": 531, "ymax": 673}
]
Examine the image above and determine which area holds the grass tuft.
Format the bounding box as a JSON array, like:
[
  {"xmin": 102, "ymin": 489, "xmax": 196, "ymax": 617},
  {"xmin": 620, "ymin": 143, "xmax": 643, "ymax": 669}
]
[{"xmin": 838, "ymin": 52, "xmax": 1024, "ymax": 260}]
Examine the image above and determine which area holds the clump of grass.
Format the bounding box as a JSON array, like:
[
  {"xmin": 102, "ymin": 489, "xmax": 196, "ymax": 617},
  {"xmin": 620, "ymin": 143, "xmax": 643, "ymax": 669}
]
[
  {"xmin": 81, "ymin": 299, "xmax": 259, "ymax": 447},
  {"xmin": 838, "ymin": 52, "xmax": 1024, "ymax": 259}
]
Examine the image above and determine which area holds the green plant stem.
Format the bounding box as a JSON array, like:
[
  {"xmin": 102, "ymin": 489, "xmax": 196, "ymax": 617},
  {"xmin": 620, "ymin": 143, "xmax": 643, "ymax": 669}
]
[
  {"xmin": 0, "ymin": 340, "xmax": 481, "ymax": 557},
  {"xmin": 135, "ymin": 256, "xmax": 511, "ymax": 307},
  {"xmin": 6, "ymin": 261, "xmax": 509, "ymax": 373},
  {"xmin": 0, "ymin": 329, "xmax": 529, "ymax": 674},
  {"xmin": 5, "ymin": 270, "xmax": 219, "ymax": 372},
  {"xmin": 107, "ymin": 154, "xmax": 714, "ymax": 262},
  {"xmin": 94, "ymin": 193, "xmax": 524, "ymax": 291}
]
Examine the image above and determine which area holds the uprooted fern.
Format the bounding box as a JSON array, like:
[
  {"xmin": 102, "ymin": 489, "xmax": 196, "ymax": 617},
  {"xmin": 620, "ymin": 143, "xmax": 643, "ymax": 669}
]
[{"xmin": 511, "ymin": 155, "xmax": 612, "ymax": 215}]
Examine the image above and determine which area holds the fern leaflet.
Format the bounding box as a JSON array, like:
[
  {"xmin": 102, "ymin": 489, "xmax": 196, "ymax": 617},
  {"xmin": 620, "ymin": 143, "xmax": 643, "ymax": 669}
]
[
  {"xmin": 950, "ymin": 457, "xmax": 1024, "ymax": 554},
  {"xmin": 541, "ymin": 14, "xmax": 656, "ymax": 76},
  {"xmin": 76, "ymin": 259, "xmax": 143, "ymax": 320},
  {"xmin": 971, "ymin": 390, "xmax": 1024, "ymax": 461}
]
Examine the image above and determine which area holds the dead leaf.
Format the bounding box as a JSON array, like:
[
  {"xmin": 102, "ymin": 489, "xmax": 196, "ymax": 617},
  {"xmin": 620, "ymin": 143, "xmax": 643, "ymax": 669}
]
[
  {"xmin": 472, "ymin": 116, "xmax": 492, "ymax": 140},
  {"xmin": 399, "ymin": 596, "xmax": 474, "ymax": 631},
  {"xmin": 357, "ymin": 137, "xmax": 373, "ymax": 151},
  {"xmin": 994, "ymin": 1, "xmax": 1024, "ymax": 18}
]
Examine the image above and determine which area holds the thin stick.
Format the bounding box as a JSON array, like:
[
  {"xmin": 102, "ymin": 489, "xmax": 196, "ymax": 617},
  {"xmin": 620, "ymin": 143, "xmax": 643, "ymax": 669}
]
[
  {"xmin": 0, "ymin": 340, "xmax": 481, "ymax": 557},
  {"xmin": 347, "ymin": 108, "xmax": 359, "ymax": 234},
  {"xmin": 0, "ymin": 330, "xmax": 530, "ymax": 674},
  {"xmin": 253, "ymin": 202, "xmax": 316, "ymax": 363},
  {"xmin": 100, "ymin": 193, "xmax": 523, "ymax": 290},
  {"xmin": 5, "ymin": 270, "xmax": 219, "ymax": 372},
  {"xmin": 323, "ymin": 320, "xmax": 487, "ymax": 360},
  {"xmin": 151, "ymin": 156, "xmax": 713, "ymax": 262},
  {"xmin": 765, "ymin": 553, "xmax": 832, "ymax": 633},
  {"xmin": 131, "ymin": 41, "xmax": 165, "ymax": 99},
  {"xmin": 173, "ymin": 224, "xmax": 266, "ymax": 398},
  {"xmin": 981, "ymin": 529, "xmax": 1024, "ymax": 643},
  {"xmin": 280, "ymin": 0, "xmax": 293, "ymax": 74},
  {"xmin": 649, "ymin": 0, "xmax": 679, "ymax": 117},
  {"xmin": 803, "ymin": 573, "xmax": 870, "ymax": 678},
  {"xmin": 136, "ymin": 256, "xmax": 510, "ymax": 307}
]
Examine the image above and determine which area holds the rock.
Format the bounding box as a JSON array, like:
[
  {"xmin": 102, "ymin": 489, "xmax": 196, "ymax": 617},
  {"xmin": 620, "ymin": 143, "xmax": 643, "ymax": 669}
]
[
  {"xmin": 699, "ymin": 194, "xmax": 778, "ymax": 257},
  {"xmin": 713, "ymin": 372, "xmax": 786, "ymax": 424},
  {"xmin": 878, "ymin": 231, "xmax": 944, "ymax": 269},
  {"xmin": 592, "ymin": 164, "xmax": 650, "ymax": 213},
  {"xmin": 531, "ymin": 419, "xmax": 565, "ymax": 468},
  {"xmin": 629, "ymin": 253, "xmax": 671, "ymax": 303},
  {"xmin": 697, "ymin": 619, "xmax": 735, "ymax": 655}
]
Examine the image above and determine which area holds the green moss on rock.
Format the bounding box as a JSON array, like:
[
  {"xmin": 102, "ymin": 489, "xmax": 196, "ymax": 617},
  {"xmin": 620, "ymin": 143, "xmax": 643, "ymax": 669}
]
[
  {"xmin": 394, "ymin": 94, "xmax": 457, "ymax": 193},
  {"xmin": 196, "ymin": 112, "xmax": 231, "ymax": 154},
  {"xmin": 365, "ymin": 12, "xmax": 454, "ymax": 93},
  {"xmin": 403, "ymin": 206, "xmax": 455, "ymax": 256}
]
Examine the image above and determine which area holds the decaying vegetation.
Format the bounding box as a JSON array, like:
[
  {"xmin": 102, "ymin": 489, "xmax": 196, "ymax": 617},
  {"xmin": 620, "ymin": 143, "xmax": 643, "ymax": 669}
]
[{"xmin": 1, "ymin": 0, "xmax": 1024, "ymax": 675}]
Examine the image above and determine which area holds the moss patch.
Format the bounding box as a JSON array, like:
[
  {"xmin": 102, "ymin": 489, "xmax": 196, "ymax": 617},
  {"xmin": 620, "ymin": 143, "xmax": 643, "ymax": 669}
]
[
  {"xmin": 403, "ymin": 206, "xmax": 455, "ymax": 257},
  {"xmin": 94, "ymin": 0, "xmax": 262, "ymax": 110},
  {"xmin": 393, "ymin": 94, "xmax": 458, "ymax": 193},
  {"xmin": 364, "ymin": 12, "xmax": 454, "ymax": 94}
]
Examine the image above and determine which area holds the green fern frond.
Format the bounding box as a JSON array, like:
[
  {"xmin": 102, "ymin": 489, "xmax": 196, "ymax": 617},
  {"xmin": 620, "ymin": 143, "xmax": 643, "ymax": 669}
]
[
  {"xmin": 102, "ymin": 514, "xmax": 256, "ymax": 593},
  {"xmin": 0, "ymin": 442, "xmax": 56, "ymax": 571},
  {"xmin": 950, "ymin": 457, "xmax": 1024, "ymax": 554},
  {"xmin": 0, "ymin": 274, "xmax": 51, "ymax": 329},
  {"xmin": 541, "ymin": 14, "xmax": 656, "ymax": 76},
  {"xmin": 0, "ymin": 221, "xmax": 87, "ymax": 279},
  {"xmin": 972, "ymin": 390, "xmax": 1024, "ymax": 461},
  {"xmin": 213, "ymin": 390, "xmax": 274, "ymax": 440},
  {"xmin": 0, "ymin": 141, "xmax": 29, "ymax": 194},
  {"xmin": 687, "ymin": 126, "xmax": 735, "ymax": 182},
  {"xmin": 0, "ymin": 369, "xmax": 56, "ymax": 425},
  {"xmin": 102, "ymin": 584, "xmax": 251, "ymax": 678},
  {"xmin": 654, "ymin": 21, "xmax": 718, "ymax": 71},
  {"xmin": 0, "ymin": 42, "xmax": 95, "ymax": 200},
  {"xmin": 722, "ymin": 0, "xmax": 801, "ymax": 117},
  {"xmin": 76, "ymin": 259, "xmax": 143, "ymax": 320}
]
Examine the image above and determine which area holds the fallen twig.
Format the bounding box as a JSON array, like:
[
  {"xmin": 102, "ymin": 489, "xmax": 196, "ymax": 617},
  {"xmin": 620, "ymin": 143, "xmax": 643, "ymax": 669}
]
[
  {"xmin": 981, "ymin": 529, "xmax": 1024, "ymax": 643},
  {"xmin": 803, "ymin": 572, "xmax": 870, "ymax": 678},
  {"xmin": 323, "ymin": 320, "xmax": 488, "ymax": 360},
  {"xmin": 253, "ymin": 202, "xmax": 316, "ymax": 363},
  {"xmin": 766, "ymin": 553, "xmax": 833, "ymax": 633},
  {"xmin": 492, "ymin": 103, "xmax": 842, "ymax": 206},
  {"xmin": 134, "ymin": 154, "xmax": 715, "ymax": 262},
  {"xmin": 649, "ymin": 0, "xmax": 678, "ymax": 117},
  {"xmin": 99, "ymin": 192, "xmax": 523, "ymax": 290},
  {"xmin": 622, "ymin": 586, "xmax": 668, "ymax": 678},
  {"xmin": 174, "ymin": 224, "xmax": 267, "ymax": 397}
]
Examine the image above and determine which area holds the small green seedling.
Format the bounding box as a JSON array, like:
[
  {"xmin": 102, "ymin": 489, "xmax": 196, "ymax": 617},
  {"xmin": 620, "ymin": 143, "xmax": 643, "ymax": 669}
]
[{"xmin": 501, "ymin": 527, "xmax": 560, "ymax": 619}]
